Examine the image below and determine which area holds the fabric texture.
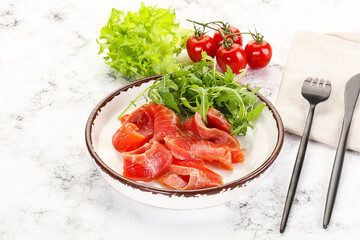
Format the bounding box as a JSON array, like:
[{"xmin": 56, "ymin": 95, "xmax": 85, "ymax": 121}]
[{"xmin": 276, "ymin": 31, "xmax": 360, "ymax": 152}]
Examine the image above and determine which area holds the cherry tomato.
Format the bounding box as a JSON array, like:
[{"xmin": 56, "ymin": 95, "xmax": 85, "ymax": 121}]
[
  {"xmin": 216, "ymin": 44, "xmax": 247, "ymax": 74},
  {"xmin": 213, "ymin": 26, "xmax": 243, "ymax": 47},
  {"xmin": 245, "ymin": 40, "xmax": 272, "ymax": 69},
  {"xmin": 186, "ymin": 35, "xmax": 217, "ymax": 62}
]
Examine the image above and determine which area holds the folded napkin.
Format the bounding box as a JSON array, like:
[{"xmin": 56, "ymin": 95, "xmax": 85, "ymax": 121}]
[{"xmin": 276, "ymin": 31, "xmax": 360, "ymax": 152}]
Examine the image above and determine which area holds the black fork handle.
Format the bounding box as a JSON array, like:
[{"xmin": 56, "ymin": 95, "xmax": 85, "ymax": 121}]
[{"xmin": 280, "ymin": 103, "xmax": 315, "ymax": 233}]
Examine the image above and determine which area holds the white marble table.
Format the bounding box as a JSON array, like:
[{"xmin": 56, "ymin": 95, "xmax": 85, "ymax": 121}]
[{"xmin": 1, "ymin": 0, "xmax": 360, "ymax": 239}]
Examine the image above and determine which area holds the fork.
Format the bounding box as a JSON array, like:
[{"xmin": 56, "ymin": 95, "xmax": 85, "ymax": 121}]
[{"xmin": 280, "ymin": 78, "xmax": 331, "ymax": 233}]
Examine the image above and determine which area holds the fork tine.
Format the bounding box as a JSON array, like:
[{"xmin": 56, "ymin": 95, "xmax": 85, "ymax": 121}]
[
  {"xmin": 312, "ymin": 78, "xmax": 319, "ymax": 86},
  {"xmin": 305, "ymin": 78, "xmax": 312, "ymax": 85},
  {"xmin": 325, "ymin": 80, "xmax": 331, "ymax": 90},
  {"xmin": 319, "ymin": 79, "xmax": 325, "ymax": 88}
]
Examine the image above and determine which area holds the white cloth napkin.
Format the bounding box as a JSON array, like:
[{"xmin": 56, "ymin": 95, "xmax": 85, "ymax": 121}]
[{"xmin": 275, "ymin": 31, "xmax": 360, "ymax": 152}]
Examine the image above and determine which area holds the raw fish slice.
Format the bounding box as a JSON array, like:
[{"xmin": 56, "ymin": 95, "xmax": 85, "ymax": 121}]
[
  {"xmin": 112, "ymin": 123, "xmax": 149, "ymax": 152},
  {"xmin": 122, "ymin": 103, "xmax": 157, "ymax": 138},
  {"xmin": 159, "ymin": 173, "xmax": 188, "ymax": 190},
  {"xmin": 164, "ymin": 131, "xmax": 233, "ymax": 170},
  {"xmin": 122, "ymin": 142, "xmax": 173, "ymax": 182},
  {"xmin": 158, "ymin": 162, "xmax": 223, "ymax": 190},
  {"xmin": 172, "ymin": 159, "xmax": 223, "ymax": 184},
  {"xmin": 152, "ymin": 104, "xmax": 182, "ymax": 142},
  {"xmin": 113, "ymin": 103, "xmax": 156, "ymax": 152},
  {"xmin": 206, "ymin": 108, "xmax": 231, "ymax": 134},
  {"xmin": 171, "ymin": 158, "xmax": 205, "ymax": 168},
  {"xmin": 184, "ymin": 112, "xmax": 244, "ymax": 163},
  {"xmin": 124, "ymin": 142, "xmax": 152, "ymax": 154},
  {"xmin": 120, "ymin": 114, "xmax": 129, "ymax": 124}
]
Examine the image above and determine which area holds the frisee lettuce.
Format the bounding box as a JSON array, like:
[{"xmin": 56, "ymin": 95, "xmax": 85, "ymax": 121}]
[
  {"xmin": 97, "ymin": 3, "xmax": 193, "ymax": 79},
  {"xmin": 121, "ymin": 53, "xmax": 265, "ymax": 136}
]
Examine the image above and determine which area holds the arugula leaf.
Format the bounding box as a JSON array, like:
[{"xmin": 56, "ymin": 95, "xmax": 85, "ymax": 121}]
[
  {"xmin": 97, "ymin": 4, "xmax": 193, "ymax": 79},
  {"xmin": 189, "ymin": 87, "xmax": 209, "ymax": 123},
  {"xmin": 230, "ymin": 104, "xmax": 266, "ymax": 136},
  {"xmin": 121, "ymin": 53, "xmax": 265, "ymax": 136},
  {"xmin": 148, "ymin": 75, "xmax": 180, "ymax": 113}
]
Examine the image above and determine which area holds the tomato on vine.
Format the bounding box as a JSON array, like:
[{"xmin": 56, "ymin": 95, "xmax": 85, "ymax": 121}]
[
  {"xmin": 216, "ymin": 44, "xmax": 247, "ymax": 74},
  {"xmin": 213, "ymin": 25, "xmax": 243, "ymax": 47},
  {"xmin": 186, "ymin": 25, "xmax": 217, "ymax": 62},
  {"xmin": 245, "ymin": 40, "xmax": 272, "ymax": 69},
  {"xmin": 186, "ymin": 35, "xmax": 217, "ymax": 62},
  {"xmin": 186, "ymin": 20, "xmax": 271, "ymax": 72},
  {"xmin": 244, "ymin": 29, "xmax": 272, "ymax": 69}
]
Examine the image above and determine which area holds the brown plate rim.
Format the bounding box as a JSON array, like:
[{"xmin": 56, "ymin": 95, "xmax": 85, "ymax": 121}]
[{"xmin": 85, "ymin": 75, "xmax": 284, "ymax": 197}]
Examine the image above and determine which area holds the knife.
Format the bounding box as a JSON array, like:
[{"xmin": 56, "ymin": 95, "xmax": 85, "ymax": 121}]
[{"xmin": 323, "ymin": 73, "xmax": 360, "ymax": 229}]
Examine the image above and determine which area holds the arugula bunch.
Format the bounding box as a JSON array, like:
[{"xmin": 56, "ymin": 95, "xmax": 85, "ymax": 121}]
[
  {"xmin": 97, "ymin": 3, "xmax": 193, "ymax": 79},
  {"xmin": 123, "ymin": 53, "xmax": 265, "ymax": 136}
]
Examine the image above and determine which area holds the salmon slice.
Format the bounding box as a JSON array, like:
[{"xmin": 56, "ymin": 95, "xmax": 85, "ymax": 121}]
[
  {"xmin": 113, "ymin": 103, "xmax": 156, "ymax": 152},
  {"xmin": 122, "ymin": 141, "xmax": 173, "ymax": 182},
  {"xmin": 172, "ymin": 158, "xmax": 206, "ymax": 168},
  {"xmin": 120, "ymin": 114, "xmax": 129, "ymax": 124},
  {"xmin": 122, "ymin": 103, "xmax": 156, "ymax": 138},
  {"xmin": 164, "ymin": 131, "xmax": 233, "ymax": 170},
  {"xmin": 112, "ymin": 123, "xmax": 149, "ymax": 152},
  {"xmin": 152, "ymin": 104, "xmax": 182, "ymax": 142},
  {"xmin": 158, "ymin": 159, "xmax": 223, "ymax": 190},
  {"xmin": 171, "ymin": 159, "xmax": 223, "ymax": 184},
  {"xmin": 184, "ymin": 112, "xmax": 244, "ymax": 163},
  {"xmin": 206, "ymin": 108, "xmax": 231, "ymax": 134}
]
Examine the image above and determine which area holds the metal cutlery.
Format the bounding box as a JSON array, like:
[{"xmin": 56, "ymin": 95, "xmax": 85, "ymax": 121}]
[
  {"xmin": 280, "ymin": 78, "xmax": 331, "ymax": 233},
  {"xmin": 323, "ymin": 73, "xmax": 360, "ymax": 229}
]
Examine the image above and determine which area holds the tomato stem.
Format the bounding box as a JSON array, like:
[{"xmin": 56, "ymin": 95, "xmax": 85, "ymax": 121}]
[
  {"xmin": 240, "ymin": 27, "xmax": 264, "ymax": 44},
  {"xmin": 187, "ymin": 19, "xmax": 218, "ymax": 31},
  {"xmin": 192, "ymin": 23, "xmax": 205, "ymax": 39},
  {"xmin": 187, "ymin": 20, "xmax": 265, "ymax": 46},
  {"xmin": 187, "ymin": 19, "xmax": 234, "ymax": 49}
]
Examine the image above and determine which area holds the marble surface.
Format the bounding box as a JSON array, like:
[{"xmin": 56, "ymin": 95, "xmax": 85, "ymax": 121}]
[{"xmin": 1, "ymin": 0, "xmax": 360, "ymax": 239}]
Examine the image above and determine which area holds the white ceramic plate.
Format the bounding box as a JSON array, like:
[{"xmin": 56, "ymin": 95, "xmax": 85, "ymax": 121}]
[{"xmin": 85, "ymin": 75, "xmax": 284, "ymax": 209}]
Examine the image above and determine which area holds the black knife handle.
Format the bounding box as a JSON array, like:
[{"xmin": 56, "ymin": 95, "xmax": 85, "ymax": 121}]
[{"xmin": 323, "ymin": 119, "xmax": 351, "ymax": 229}]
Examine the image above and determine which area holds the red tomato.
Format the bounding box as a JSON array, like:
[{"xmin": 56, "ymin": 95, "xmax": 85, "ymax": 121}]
[
  {"xmin": 216, "ymin": 44, "xmax": 247, "ymax": 74},
  {"xmin": 245, "ymin": 40, "xmax": 272, "ymax": 69},
  {"xmin": 213, "ymin": 26, "xmax": 243, "ymax": 47},
  {"xmin": 186, "ymin": 35, "xmax": 217, "ymax": 62}
]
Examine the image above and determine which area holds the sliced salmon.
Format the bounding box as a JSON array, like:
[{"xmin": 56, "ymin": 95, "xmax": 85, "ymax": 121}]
[
  {"xmin": 113, "ymin": 103, "xmax": 156, "ymax": 152},
  {"xmin": 158, "ymin": 159, "xmax": 223, "ymax": 190},
  {"xmin": 184, "ymin": 112, "xmax": 244, "ymax": 163},
  {"xmin": 164, "ymin": 131, "xmax": 233, "ymax": 170},
  {"xmin": 152, "ymin": 104, "xmax": 182, "ymax": 142},
  {"xmin": 113, "ymin": 103, "xmax": 246, "ymax": 189},
  {"xmin": 172, "ymin": 159, "xmax": 223, "ymax": 185},
  {"xmin": 172, "ymin": 158, "xmax": 205, "ymax": 168},
  {"xmin": 119, "ymin": 114, "xmax": 129, "ymax": 124},
  {"xmin": 122, "ymin": 141, "xmax": 173, "ymax": 182},
  {"xmin": 122, "ymin": 103, "xmax": 157, "ymax": 139},
  {"xmin": 112, "ymin": 123, "xmax": 149, "ymax": 152},
  {"xmin": 207, "ymin": 108, "xmax": 231, "ymax": 134}
]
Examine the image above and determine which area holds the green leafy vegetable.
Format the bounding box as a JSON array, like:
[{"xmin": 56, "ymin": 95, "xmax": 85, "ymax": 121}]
[
  {"xmin": 97, "ymin": 3, "xmax": 193, "ymax": 79},
  {"xmin": 122, "ymin": 53, "xmax": 265, "ymax": 136}
]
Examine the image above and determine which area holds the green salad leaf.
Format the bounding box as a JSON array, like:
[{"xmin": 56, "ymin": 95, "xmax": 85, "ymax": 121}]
[
  {"xmin": 122, "ymin": 53, "xmax": 265, "ymax": 136},
  {"xmin": 97, "ymin": 3, "xmax": 193, "ymax": 79}
]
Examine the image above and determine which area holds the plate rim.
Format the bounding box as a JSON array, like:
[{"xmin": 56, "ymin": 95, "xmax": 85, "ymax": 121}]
[{"xmin": 85, "ymin": 75, "xmax": 284, "ymax": 197}]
